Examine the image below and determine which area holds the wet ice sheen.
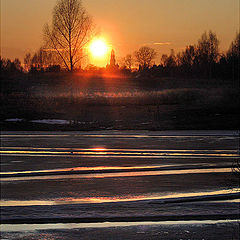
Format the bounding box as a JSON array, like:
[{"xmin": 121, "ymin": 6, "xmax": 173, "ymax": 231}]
[
  {"xmin": 0, "ymin": 167, "xmax": 232, "ymax": 182},
  {"xmin": 1, "ymin": 188, "xmax": 239, "ymax": 206},
  {"xmin": 1, "ymin": 219, "xmax": 239, "ymax": 232}
]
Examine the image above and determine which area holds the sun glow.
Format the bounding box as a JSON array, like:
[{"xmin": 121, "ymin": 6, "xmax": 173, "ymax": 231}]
[{"xmin": 89, "ymin": 39, "xmax": 108, "ymax": 58}]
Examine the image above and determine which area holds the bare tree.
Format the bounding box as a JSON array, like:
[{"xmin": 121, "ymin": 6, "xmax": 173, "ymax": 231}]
[
  {"xmin": 197, "ymin": 31, "xmax": 219, "ymax": 64},
  {"xmin": 135, "ymin": 46, "xmax": 157, "ymax": 69},
  {"xmin": 161, "ymin": 54, "xmax": 168, "ymax": 67},
  {"xmin": 43, "ymin": 0, "xmax": 93, "ymax": 71},
  {"xmin": 178, "ymin": 45, "xmax": 196, "ymax": 67},
  {"xmin": 196, "ymin": 31, "xmax": 219, "ymax": 77},
  {"xmin": 227, "ymin": 32, "xmax": 240, "ymax": 59},
  {"xmin": 13, "ymin": 58, "xmax": 22, "ymax": 72},
  {"xmin": 24, "ymin": 53, "xmax": 32, "ymax": 71},
  {"xmin": 226, "ymin": 32, "xmax": 240, "ymax": 81},
  {"xmin": 31, "ymin": 53, "xmax": 39, "ymax": 68},
  {"xmin": 123, "ymin": 54, "xmax": 134, "ymax": 70}
]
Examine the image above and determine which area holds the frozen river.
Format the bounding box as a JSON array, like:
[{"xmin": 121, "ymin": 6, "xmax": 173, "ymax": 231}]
[{"xmin": 1, "ymin": 130, "xmax": 239, "ymax": 239}]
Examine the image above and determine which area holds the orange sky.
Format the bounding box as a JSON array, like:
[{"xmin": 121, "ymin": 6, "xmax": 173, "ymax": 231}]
[{"xmin": 1, "ymin": 0, "xmax": 239, "ymax": 67}]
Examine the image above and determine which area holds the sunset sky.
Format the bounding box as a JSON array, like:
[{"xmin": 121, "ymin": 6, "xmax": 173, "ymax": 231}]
[{"xmin": 1, "ymin": 0, "xmax": 239, "ymax": 67}]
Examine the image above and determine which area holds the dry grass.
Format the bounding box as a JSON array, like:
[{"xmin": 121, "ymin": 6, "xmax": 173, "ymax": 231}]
[{"xmin": 1, "ymin": 73, "xmax": 239, "ymax": 131}]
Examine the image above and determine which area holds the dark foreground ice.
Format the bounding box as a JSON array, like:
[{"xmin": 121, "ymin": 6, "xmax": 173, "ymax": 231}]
[
  {"xmin": 1, "ymin": 220, "xmax": 239, "ymax": 240},
  {"xmin": 1, "ymin": 130, "xmax": 239, "ymax": 239}
]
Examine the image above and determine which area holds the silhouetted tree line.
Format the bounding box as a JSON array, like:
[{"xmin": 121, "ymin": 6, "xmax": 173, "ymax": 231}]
[
  {"xmin": 0, "ymin": 57, "xmax": 23, "ymax": 74},
  {"xmin": 1, "ymin": 30, "xmax": 239, "ymax": 81},
  {"xmin": 23, "ymin": 48, "xmax": 62, "ymax": 73},
  {"xmin": 158, "ymin": 31, "xmax": 239, "ymax": 80},
  {"xmin": 0, "ymin": 50, "xmax": 61, "ymax": 74},
  {"xmin": 123, "ymin": 31, "xmax": 239, "ymax": 81}
]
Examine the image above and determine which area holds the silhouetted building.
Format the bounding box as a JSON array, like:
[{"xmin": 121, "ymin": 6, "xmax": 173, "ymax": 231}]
[
  {"xmin": 110, "ymin": 49, "xmax": 116, "ymax": 66},
  {"xmin": 106, "ymin": 49, "xmax": 119, "ymax": 71}
]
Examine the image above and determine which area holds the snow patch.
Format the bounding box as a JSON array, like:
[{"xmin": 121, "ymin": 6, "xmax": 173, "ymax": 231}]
[
  {"xmin": 30, "ymin": 119, "xmax": 70, "ymax": 125},
  {"xmin": 5, "ymin": 118, "xmax": 23, "ymax": 122}
]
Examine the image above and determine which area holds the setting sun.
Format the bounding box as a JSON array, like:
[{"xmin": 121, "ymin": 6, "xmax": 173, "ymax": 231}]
[{"xmin": 89, "ymin": 39, "xmax": 108, "ymax": 58}]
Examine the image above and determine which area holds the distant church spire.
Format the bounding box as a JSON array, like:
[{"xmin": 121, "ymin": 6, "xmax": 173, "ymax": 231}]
[
  {"xmin": 106, "ymin": 48, "xmax": 119, "ymax": 71},
  {"xmin": 110, "ymin": 49, "xmax": 116, "ymax": 67}
]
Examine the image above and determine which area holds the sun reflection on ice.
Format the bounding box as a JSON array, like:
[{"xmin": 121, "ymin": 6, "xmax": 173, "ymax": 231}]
[{"xmin": 91, "ymin": 147, "xmax": 107, "ymax": 151}]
